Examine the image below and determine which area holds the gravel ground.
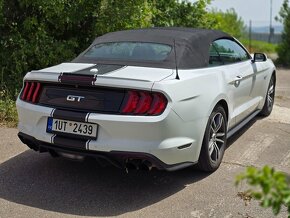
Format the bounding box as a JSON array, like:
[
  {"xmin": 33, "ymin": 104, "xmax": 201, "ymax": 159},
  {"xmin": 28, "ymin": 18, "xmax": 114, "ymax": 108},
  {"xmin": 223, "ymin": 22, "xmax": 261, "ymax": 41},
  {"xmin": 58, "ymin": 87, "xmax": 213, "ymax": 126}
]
[{"xmin": 0, "ymin": 69, "xmax": 289, "ymax": 218}]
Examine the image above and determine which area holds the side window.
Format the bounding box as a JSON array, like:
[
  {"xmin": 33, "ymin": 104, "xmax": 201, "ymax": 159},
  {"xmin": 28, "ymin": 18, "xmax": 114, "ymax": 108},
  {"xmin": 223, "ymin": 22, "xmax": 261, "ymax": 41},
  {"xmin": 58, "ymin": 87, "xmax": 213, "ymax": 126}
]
[
  {"xmin": 209, "ymin": 44, "xmax": 223, "ymax": 67},
  {"xmin": 213, "ymin": 39, "xmax": 250, "ymax": 65},
  {"xmin": 231, "ymin": 42, "xmax": 250, "ymax": 61}
]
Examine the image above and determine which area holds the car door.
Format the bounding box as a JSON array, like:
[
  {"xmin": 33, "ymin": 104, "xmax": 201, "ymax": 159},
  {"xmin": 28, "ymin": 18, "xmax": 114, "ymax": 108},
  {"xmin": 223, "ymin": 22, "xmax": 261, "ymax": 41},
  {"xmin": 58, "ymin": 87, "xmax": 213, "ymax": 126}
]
[
  {"xmin": 211, "ymin": 39, "xmax": 256, "ymax": 126},
  {"xmin": 249, "ymin": 55, "xmax": 272, "ymax": 108}
]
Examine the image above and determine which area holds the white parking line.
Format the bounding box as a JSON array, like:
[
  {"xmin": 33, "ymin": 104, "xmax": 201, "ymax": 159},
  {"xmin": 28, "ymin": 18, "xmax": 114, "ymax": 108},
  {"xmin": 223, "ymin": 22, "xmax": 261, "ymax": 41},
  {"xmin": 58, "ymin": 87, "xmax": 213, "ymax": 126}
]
[
  {"xmin": 266, "ymin": 105, "xmax": 290, "ymax": 124},
  {"xmin": 240, "ymin": 133, "xmax": 274, "ymax": 164},
  {"xmin": 281, "ymin": 151, "xmax": 290, "ymax": 167}
]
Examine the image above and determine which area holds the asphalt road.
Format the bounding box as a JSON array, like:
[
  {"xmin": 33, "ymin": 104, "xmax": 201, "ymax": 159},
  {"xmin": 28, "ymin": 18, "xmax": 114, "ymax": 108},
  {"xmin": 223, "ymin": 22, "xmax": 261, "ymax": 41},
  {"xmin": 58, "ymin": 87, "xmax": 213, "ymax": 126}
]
[{"xmin": 0, "ymin": 69, "xmax": 289, "ymax": 218}]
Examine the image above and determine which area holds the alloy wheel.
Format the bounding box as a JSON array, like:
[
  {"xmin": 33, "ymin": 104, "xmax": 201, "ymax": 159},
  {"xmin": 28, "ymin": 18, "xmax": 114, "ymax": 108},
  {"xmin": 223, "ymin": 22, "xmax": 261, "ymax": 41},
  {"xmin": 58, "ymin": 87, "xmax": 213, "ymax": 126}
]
[
  {"xmin": 267, "ymin": 78, "xmax": 275, "ymax": 111},
  {"xmin": 208, "ymin": 112, "xmax": 226, "ymax": 163}
]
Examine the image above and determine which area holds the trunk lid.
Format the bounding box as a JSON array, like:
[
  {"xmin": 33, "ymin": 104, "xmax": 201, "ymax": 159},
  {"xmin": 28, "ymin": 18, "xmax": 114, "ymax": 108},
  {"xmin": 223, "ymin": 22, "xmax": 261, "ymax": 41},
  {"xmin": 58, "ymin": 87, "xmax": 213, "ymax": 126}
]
[
  {"xmin": 23, "ymin": 63, "xmax": 174, "ymax": 113},
  {"xmin": 26, "ymin": 63, "xmax": 174, "ymax": 89}
]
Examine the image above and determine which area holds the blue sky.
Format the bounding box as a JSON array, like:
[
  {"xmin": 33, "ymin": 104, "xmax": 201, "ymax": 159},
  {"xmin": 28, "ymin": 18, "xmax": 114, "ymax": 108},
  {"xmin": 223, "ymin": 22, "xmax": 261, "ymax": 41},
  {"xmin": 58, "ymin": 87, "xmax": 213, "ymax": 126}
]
[{"xmin": 191, "ymin": 0, "xmax": 285, "ymax": 27}]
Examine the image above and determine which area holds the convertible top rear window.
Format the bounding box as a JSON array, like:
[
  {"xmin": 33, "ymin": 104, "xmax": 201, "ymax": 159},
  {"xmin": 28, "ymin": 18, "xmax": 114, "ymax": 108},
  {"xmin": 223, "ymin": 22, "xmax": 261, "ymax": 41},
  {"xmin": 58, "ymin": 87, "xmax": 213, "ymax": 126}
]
[
  {"xmin": 84, "ymin": 42, "xmax": 172, "ymax": 62},
  {"xmin": 73, "ymin": 28, "xmax": 233, "ymax": 69}
]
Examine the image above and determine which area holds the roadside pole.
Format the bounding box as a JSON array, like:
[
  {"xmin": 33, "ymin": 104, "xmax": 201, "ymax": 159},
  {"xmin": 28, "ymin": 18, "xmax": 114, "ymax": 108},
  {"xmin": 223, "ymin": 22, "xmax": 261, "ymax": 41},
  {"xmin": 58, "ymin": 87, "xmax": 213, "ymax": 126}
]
[{"xmin": 249, "ymin": 20, "xmax": 252, "ymax": 53}]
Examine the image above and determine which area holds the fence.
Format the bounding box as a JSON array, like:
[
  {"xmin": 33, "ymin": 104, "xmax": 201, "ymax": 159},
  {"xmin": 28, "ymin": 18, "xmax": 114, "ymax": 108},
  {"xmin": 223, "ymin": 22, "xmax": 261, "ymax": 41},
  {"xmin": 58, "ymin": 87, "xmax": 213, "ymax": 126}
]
[{"xmin": 251, "ymin": 32, "xmax": 282, "ymax": 44}]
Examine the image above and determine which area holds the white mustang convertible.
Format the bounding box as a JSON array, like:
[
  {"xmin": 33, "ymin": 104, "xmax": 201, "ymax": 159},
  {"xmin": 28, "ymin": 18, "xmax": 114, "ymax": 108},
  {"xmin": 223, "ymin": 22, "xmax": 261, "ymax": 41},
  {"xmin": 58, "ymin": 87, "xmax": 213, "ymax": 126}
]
[{"xmin": 16, "ymin": 28, "xmax": 276, "ymax": 172}]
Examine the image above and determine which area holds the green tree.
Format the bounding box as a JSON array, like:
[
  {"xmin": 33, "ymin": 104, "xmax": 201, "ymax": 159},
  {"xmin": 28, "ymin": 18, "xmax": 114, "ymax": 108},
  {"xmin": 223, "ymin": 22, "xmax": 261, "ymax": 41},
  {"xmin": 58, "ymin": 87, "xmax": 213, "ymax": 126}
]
[
  {"xmin": 151, "ymin": 0, "xmax": 215, "ymax": 28},
  {"xmin": 276, "ymin": 0, "xmax": 290, "ymax": 66},
  {"xmin": 0, "ymin": 0, "xmax": 3, "ymax": 27},
  {"xmin": 95, "ymin": 0, "xmax": 153, "ymax": 35},
  {"xmin": 0, "ymin": 0, "xmax": 102, "ymax": 96},
  {"xmin": 210, "ymin": 8, "xmax": 246, "ymax": 38}
]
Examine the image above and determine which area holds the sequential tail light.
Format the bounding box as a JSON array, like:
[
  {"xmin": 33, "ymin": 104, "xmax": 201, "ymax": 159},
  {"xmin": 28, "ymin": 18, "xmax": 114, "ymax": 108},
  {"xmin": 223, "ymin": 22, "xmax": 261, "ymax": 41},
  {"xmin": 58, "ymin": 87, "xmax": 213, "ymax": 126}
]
[
  {"xmin": 121, "ymin": 90, "xmax": 168, "ymax": 116},
  {"xmin": 21, "ymin": 81, "xmax": 42, "ymax": 103},
  {"xmin": 32, "ymin": 82, "xmax": 41, "ymax": 103},
  {"xmin": 147, "ymin": 93, "xmax": 167, "ymax": 115},
  {"xmin": 121, "ymin": 91, "xmax": 140, "ymax": 113}
]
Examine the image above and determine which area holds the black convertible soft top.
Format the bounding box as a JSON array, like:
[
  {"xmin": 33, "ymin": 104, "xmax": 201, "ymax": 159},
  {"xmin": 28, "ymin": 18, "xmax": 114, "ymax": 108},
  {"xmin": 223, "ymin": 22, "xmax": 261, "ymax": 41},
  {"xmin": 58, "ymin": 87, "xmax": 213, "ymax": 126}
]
[{"xmin": 74, "ymin": 27, "xmax": 233, "ymax": 69}]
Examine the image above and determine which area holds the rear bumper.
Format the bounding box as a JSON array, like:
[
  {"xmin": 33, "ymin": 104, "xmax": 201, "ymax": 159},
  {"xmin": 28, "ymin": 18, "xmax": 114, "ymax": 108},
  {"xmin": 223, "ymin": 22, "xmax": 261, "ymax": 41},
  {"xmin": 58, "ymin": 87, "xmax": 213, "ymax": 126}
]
[
  {"xmin": 16, "ymin": 99, "xmax": 208, "ymax": 169},
  {"xmin": 18, "ymin": 132, "xmax": 195, "ymax": 171}
]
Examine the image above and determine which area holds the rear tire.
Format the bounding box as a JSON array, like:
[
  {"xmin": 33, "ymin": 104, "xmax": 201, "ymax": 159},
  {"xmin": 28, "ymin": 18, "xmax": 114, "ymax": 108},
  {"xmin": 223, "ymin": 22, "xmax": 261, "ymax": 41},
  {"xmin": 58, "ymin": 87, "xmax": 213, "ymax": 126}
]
[
  {"xmin": 198, "ymin": 105, "xmax": 227, "ymax": 172},
  {"xmin": 259, "ymin": 74, "xmax": 275, "ymax": 116}
]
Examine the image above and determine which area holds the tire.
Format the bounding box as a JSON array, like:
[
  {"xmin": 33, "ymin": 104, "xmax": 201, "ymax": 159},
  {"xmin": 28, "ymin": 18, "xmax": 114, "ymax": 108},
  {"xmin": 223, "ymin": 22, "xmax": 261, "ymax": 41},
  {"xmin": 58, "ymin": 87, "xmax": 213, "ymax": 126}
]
[
  {"xmin": 198, "ymin": 105, "xmax": 227, "ymax": 172},
  {"xmin": 259, "ymin": 74, "xmax": 275, "ymax": 116}
]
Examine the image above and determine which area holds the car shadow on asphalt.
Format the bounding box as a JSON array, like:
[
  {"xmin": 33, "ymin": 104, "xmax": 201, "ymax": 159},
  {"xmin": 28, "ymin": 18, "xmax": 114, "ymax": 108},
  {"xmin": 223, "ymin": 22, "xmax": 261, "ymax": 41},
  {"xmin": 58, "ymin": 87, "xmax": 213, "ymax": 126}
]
[{"xmin": 0, "ymin": 150, "xmax": 211, "ymax": 216}]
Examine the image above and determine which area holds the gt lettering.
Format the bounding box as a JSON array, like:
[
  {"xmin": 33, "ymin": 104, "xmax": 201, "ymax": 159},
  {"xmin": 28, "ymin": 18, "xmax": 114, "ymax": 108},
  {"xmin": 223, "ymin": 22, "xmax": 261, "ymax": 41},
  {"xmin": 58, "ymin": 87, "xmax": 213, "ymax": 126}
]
[{"xmin": 66, "ymin": 95, "xmax": 85, "ymax": 102}]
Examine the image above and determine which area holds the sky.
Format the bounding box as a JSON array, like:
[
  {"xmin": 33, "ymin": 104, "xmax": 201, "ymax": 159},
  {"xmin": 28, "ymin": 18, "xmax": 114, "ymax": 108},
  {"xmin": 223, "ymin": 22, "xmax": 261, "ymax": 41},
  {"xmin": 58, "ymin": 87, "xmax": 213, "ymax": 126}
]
[{"xmin": 191, "ymin": 0, "xmax": 285, "ymax": 27}]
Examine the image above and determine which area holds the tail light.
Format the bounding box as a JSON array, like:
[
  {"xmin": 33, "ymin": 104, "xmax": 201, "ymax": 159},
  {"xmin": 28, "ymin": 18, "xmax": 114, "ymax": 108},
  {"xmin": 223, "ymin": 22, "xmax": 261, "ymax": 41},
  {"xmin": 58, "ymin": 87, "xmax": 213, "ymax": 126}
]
[
  {"xmin": 121, "ymin": 90, "xmax": 167, "ymax": 116},
  {"xmin": 21, "ymin": 81, "xmax": 42, "ymax": 103}
]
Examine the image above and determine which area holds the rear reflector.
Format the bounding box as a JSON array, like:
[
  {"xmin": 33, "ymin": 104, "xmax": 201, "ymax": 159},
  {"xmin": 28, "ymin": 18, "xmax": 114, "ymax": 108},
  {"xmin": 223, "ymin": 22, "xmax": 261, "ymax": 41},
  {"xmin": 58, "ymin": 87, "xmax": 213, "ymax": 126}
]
[
  {"xmin": 121, "ymin": 90, "xmax": 167, "ymax": 116},
  {"xmin": 21, "ymin": 81, "xmax": 42, "ymax": 103}
]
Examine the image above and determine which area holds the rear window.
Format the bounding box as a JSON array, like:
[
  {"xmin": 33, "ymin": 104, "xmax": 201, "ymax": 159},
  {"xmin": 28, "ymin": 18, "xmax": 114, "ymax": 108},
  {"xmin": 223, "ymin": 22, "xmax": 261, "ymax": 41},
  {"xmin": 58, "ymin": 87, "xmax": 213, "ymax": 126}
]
[{"xmin": 84, "ymin": 42, "xmax": 172, "ymax": 62}]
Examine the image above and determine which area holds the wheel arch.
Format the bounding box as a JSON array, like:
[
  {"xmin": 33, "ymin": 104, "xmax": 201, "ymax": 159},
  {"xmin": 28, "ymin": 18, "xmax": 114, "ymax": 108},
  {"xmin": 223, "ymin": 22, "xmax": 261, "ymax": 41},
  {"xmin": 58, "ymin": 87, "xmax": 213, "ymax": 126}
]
[
  {"xmin": 216, "ymin": 99, "xmax": 229, "ymax": 121},
  {"xmin": 207, "ymin": 95, "xmax": 230, "ymax": 122},
  {"xmin": 272, "ymin": 70, "xmax": 276, "ymax": 85}
]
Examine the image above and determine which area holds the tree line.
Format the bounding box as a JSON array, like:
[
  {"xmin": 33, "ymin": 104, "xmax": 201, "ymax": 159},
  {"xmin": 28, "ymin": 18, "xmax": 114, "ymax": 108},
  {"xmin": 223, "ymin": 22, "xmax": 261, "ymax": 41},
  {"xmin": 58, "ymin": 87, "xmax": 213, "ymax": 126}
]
[{"xmin": 276, "ymin": 0, "xmax": 290, "ymax": 66}]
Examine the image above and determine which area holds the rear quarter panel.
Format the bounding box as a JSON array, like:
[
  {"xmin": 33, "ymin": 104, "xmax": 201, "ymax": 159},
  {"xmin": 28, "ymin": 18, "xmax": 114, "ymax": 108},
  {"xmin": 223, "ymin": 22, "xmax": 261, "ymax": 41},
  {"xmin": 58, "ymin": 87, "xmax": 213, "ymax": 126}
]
[
  {"xmin": 152, "ymin": 68, "xmax": 231, "ymax": 123},
  {"xmin": 152, "ymin": 67, "xmax": 232, "ymax": 162}
]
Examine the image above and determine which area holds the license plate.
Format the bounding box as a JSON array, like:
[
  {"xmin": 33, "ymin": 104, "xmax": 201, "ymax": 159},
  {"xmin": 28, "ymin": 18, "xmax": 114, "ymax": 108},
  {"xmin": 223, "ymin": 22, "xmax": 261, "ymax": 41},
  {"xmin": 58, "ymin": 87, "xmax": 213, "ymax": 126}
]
[{"xmin": 47, "ymin": 117, "xmax": 98, "ymax": 139}]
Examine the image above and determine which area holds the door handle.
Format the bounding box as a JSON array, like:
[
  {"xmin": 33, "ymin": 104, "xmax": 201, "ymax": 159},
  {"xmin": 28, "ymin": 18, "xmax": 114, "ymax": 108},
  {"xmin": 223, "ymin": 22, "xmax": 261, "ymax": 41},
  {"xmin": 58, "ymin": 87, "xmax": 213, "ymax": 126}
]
[
  {"xmin": 234, "ymin": 75, "xmax": 243, "ymax": 81},
  {"xmin": 234, "ymin": 75, "xmax": 243, "ymax": 87}
]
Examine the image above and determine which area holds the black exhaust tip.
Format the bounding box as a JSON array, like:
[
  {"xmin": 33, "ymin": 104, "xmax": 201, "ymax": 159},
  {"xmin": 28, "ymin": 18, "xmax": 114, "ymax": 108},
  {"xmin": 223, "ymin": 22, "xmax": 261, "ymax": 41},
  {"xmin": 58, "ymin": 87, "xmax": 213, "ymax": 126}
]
[
  {"xmin": 125, "ymin": 159, "xmax": 153, "ymax": 172},
  {"xmin": 139, "ymin": 160, "xmax": 153, "ymax": 171},
  {"xmin": 125, "ymin": 162, "xmax": 137, "ymax": 170}
]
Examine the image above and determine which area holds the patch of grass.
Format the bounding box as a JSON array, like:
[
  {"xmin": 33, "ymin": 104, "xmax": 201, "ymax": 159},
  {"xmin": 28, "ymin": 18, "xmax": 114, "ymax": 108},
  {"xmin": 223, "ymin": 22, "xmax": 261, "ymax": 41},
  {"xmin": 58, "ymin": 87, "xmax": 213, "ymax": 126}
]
[
  {"xmin": 0, "ymin": 90, "xmax": 18, "ymax": 127},
  {"xmin": 0, "ymin": 99, "xmax": 18, "ymax": 127},
  {"xmin": 239, "ymin": 38, "xmax": 278, "ymax": 54}
]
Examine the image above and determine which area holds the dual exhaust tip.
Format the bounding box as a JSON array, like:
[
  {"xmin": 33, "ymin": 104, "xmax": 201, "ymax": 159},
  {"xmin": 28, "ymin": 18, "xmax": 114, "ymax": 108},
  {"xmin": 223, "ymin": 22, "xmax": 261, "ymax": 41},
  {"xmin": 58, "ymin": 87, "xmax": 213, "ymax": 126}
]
[
  {"xmin": 47, "ymin": 150, "xmax": 154, "ymax": 172},
  {"xmin": 125, "ymin": 159, "xmax": 153, "ymax": 172}
]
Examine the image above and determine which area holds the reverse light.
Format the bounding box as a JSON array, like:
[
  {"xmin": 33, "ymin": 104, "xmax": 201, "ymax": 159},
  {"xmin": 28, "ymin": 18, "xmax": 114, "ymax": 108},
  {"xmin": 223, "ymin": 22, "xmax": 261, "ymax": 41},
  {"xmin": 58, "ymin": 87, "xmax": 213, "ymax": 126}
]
[
  {"xmin": 21, "ymin": 81, "xmax": 42, "ymax": 103},
  {"xmin": 121, "ymin": 90, "xmax": 167, "ymax": 116}
]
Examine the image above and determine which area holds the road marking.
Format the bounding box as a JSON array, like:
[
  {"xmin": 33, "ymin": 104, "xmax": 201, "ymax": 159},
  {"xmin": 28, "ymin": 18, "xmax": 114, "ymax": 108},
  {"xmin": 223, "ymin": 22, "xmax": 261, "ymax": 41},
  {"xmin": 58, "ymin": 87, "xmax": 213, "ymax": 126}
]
[
  {"xmin": 281, "ymin": 151, "xmax": 290, "ymax": 167},
  {"xmin": 276, "ymin": 87, "xmax": 290, "ymax": 90},
  {"xmin": 190, "ymin": 210, "xmax": 204, "ymax": 218},
  {"xmin": 239, "ymin": 133, "xmax": 274, "ymax": 165},
  {"xmin": 266, "ymin": 105, "xmax": 290, "ymax": 124}
]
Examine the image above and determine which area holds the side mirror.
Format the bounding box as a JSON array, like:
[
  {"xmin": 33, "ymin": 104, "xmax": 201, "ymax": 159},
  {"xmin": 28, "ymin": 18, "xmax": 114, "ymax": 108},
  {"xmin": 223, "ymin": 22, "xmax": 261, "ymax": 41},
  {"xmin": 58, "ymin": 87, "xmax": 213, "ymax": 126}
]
[{"xmin": 252, "ymin": 53, "xmax": 267, "ymax": 63}]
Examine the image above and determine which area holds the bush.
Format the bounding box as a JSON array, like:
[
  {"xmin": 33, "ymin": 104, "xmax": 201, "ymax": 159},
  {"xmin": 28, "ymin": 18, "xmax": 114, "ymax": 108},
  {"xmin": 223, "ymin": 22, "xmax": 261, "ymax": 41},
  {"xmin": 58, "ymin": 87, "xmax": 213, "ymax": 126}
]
[
  {"xmin": 236, "ymin": 166, "xmax": 290, "ymax": 217},
  {"xmin": 0, "ymin": 89, "xmax": 18, "ymax": 127},
  {"xmin": 0, "ymin": 0, "xmax": 102, "ymax": 97}
]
